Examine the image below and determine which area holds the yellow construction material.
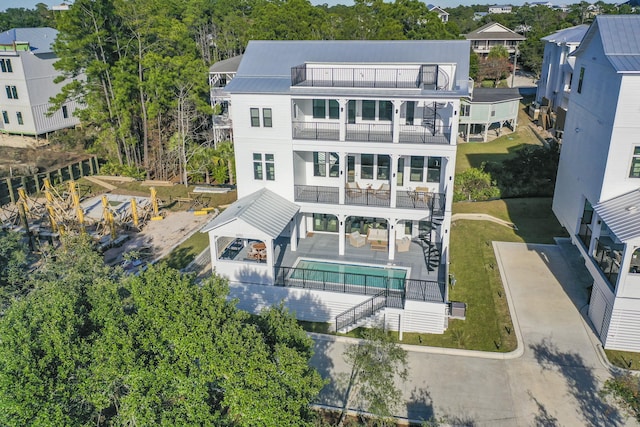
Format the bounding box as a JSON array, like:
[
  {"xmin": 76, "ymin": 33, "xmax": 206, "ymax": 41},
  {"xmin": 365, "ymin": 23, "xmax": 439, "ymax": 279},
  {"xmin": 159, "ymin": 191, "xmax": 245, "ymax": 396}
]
[
  {"xmin": 201, "ymin": 207, "xmax": 216, "ymax": 212},
  {"xmin": 131, "ymin": 198, "xmax": 139, "ymax": 228},
  {"xmin": 194, "ymin": 210, "xmax": 208, "ymax": 216},
  {"xmin": 151, "ymin": 216, "xmax": 164, "ymax": 221}
]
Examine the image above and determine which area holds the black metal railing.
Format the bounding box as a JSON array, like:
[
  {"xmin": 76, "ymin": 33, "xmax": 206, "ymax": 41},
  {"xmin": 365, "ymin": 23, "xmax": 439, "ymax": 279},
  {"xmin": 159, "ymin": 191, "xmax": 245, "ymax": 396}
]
[
  {"xmin": 345, "ymin": 123, "xmax": 393, "ymax": 142},
  {"xmin": 294, "ymin": 185, "xmax": 339, "ymax": 204},
  {"xmin": 396, "ymin": 191, "xmax": 445, "ymax": 215},
  {"xmin": 292, "ymin": 121, "xmax": 340, "ymax": 140},
  {"xmin": 274, "ymin": 266, "xmax": 445, "ymax": 303},
  {"xmin": 398, "ymin": 124, "xmax": 451, "ymax": 144},
  {"xmin": 345, "ymin": 188, "xmax": 391, "ymax": 207},
  {"xmin": 577, "ymin": 218, "xmax": 592, "ymax": 249},
  {"xmin": 291, "ymin": 65, "xmax": 423, "ymax": 89},
  {"xmin": 335, "ymin": 291, "xmax": 387, "ymax": 331}
]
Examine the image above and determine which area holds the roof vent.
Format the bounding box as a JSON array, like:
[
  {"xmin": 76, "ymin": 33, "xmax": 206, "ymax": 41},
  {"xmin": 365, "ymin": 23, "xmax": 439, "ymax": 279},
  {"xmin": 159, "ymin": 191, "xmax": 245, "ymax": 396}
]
[{"xmin": 626, "ymin": 205, "xmax": 638, "ymax": 212}]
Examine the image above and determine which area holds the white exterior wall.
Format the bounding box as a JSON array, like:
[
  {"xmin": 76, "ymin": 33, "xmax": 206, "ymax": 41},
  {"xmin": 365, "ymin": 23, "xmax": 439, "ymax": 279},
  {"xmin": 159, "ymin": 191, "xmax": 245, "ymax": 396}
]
[
  {"xmin": 0, "ymin": 51, "xmax": 80, "ymax": 135},
  {"xmin": 536, "ymin": 41, "xmax": 579, "ymax": 109}
]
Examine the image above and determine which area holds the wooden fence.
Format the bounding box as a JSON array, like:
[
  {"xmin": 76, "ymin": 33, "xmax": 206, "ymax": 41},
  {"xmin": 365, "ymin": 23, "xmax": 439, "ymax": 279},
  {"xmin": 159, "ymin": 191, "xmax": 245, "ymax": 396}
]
[{"xmin": 0, "ymin": 156, "xmax": 100, "ymax": 206}]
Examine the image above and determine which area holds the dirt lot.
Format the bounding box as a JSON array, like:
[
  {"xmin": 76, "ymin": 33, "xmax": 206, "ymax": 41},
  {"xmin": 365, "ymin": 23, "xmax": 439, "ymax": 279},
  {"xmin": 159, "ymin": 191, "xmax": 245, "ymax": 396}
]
[{"xmin": 0, "ymin": 135, "xmax": 87, "ymax": 178}]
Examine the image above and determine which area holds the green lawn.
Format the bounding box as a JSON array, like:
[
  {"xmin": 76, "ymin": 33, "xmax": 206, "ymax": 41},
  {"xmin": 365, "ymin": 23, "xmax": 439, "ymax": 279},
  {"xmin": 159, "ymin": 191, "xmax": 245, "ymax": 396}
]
[
  {"xmin": 456, "ymin": 132, "xmax": 539, "ymax": 174},
  {"xmin": 605, "ymin": 349, "xmax": 640, "ymax": 370},
  {"xmin": 164, "ymin": 231, "xmax": 210, "ymax": 270}
]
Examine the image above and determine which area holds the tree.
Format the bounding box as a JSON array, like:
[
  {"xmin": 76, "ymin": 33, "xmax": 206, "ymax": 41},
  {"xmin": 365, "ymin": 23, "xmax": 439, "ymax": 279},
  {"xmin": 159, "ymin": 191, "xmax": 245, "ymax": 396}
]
[
  {"xmin": 0, "ymin": 237, "xmax": 324, "ymax": 426},
  {"xmin": 601, "ymin": 373, "xmax": 640, "ymax": 421},
  {"xmin": 478, "ymin": 46, "xmax": 512, "ymax": 87},
  {"xmin": 0, "ymin": 231, "xmax": 29, "ymax": 310},
  {"xmin": 453, "ymin": 167, "xmax": 501, "ymax": 202},
  {"xmin": 338, "ymin": 328, "xmax": 408, "ymax": 426}
]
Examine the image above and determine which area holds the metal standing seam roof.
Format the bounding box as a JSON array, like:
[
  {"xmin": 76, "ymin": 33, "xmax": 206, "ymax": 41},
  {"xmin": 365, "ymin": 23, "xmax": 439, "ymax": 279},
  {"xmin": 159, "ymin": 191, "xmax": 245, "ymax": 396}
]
[
  {"xmin": 0, "ymin": 27, "xmax": 57, "ymax": 54},
  {"xmin": 209, "ymin": 55, "xmax": 243, "ymax": 74},
  {"xmin": 201, "ymin": 188, "xmax": 300, "ymax": 239},
  {"xmin": 541, "ymin": 25, "xmax": 589, "ymax": 44},
  {"xmin": 593, "ymin": 189, "xmax": 640, "ymax": 242},
  {"xmin": 468, "ymin": 88, "xmax": 522, "ymax": 103},
  {"xmin": 573, "ymin": 15, "xmax": 640, "ymax": 73}
]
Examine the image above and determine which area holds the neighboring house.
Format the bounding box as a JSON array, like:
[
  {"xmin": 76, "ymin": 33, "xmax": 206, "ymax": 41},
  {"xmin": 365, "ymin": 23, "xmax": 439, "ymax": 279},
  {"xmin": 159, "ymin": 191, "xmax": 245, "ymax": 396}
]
[
  {"xmin": 209, "ymin": 55, "xmax": 242, "ymax": 144},
  {"xmin": 535, "ymin": 25, "xmax": 588, "ymax": 136},
  {"xmin": 466, "ymin": 22, "xmax": 526, "ymax": 56},
  {"xmin": 426, "ymin": 4, "xmax": 449, "ymax": 23},
  {"xmin": 473, "ymin": 12, "xmax": 489, "ymax": 21},
  {"xmin": 202, "ymin": 40, "xmax": 471, "ymax": 334},
  {"xmin": 488, "ymin": 5, "xmax": 513, "ymax": 13},
  {"xmin": 0, "ymin": 28, "xmax": 80, "ymax": 136},
  {"xmin": 528, "ymin": 1, "xmax": 553, "ymax": 7},
  {"xmin": 552, "ymin": 15, "xmax": 640, "ymax": 352},
  {"xmin": 458, "ymin": 88, "xmax": 521, "ymax": 142}
]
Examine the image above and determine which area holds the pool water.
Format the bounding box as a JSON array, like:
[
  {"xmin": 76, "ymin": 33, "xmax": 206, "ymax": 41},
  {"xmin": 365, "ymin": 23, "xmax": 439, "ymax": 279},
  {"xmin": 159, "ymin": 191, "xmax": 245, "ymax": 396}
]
[{"xmin": 291, "ymin": 259, "xmax": 407, "ymax": 290}]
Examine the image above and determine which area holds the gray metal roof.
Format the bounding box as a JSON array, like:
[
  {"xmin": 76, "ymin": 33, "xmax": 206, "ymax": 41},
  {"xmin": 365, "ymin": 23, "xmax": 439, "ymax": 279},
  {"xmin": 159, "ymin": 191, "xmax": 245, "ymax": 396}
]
[
  {"xmin": 209, "ymin": 55, "xmax": 243, "ymax": 74},
  {"xmin": 465, "ymin": 22, "xmax": 526, "ymax": 41},
  {"xmin": 0, "ymin": 27, "xmax": 57, "ymax": 54},
  {"xmin": 225, "ymin": 40, "xmax": 470, "ymax": 96},
  {"xmin": 541, "ymin": 25, "xmax": 589, "ymax": 44},
  {"xmin": 201, "ymin": 188, "xmax": 299, "ymax": 238},
  {"xmin": 469, "ymin": 88, "xmax": 522, "ymax": 103},
  {"xmin": 574, "ymin": 15, "xmax": 640, "ymax": 73},
  {"xmin": 594, "ymin": 189, "xmax": 640, "ymax": 242}
]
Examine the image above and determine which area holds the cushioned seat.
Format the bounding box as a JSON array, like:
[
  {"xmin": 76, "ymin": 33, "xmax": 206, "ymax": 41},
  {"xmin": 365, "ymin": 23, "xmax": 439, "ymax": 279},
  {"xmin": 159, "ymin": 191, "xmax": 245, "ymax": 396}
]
[{"xmin": 349, "ymin": 231, "xmax": 366, "ymax": 248}]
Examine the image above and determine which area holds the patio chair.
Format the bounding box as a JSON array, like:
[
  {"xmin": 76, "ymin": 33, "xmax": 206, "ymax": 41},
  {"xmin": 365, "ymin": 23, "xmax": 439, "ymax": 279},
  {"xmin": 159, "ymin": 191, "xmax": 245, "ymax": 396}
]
[
  {"xmin": 348, "ymin": 231, "xmax": 366, "ymax": 248},
  {"xmin": 346, "ymin": 182, "xmax": 363, "ymax": 197},
  {"xmin": 374, "ymin": 182, "xmax": 390, "ymax": 199},
  {"xmin": 396, "ymin": 236, "xmax": 411, "ymax": 253}
]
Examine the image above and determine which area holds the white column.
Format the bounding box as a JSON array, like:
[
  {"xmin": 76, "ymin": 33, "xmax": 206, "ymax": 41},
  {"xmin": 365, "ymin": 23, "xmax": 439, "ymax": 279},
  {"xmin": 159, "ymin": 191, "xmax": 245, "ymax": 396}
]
[
  {"xmin": 339, "ymin": 152, "xmax": 346, "ymax": 205},
  {"xmin": 390, "ymin": 154, "xmax": 398, "ymax": 208},
  {"xmin": 338, "ymin": 214, "xmax": 346, "ymax": 256},
  {"xmin": 267, "ymin": 238, "xmax": 275, "ymax": 284},
  {"xmin": 388, "ymin": 219, "xmax": 397, "ymax": 261},
  {"xmin": 299, "ymin": 213, "xmax": 307, "ymax": 238},
  {"xmin": 290, "ymin": 214, "xmax": 298, "ymax": 252},
  {"xmin": 339, "ymin": 99, "xmax": 347, "ymax": 142},
  {"xmin": 392, "ymin": 100, "xmax": 401, "ymax": 143},
  {"xmin": 209, "ymin": 232, "xmax": 217, "ymax": 273},
  {"xmin": 398, "ymin": 313, "xmax": 403, "ymax": 341}
]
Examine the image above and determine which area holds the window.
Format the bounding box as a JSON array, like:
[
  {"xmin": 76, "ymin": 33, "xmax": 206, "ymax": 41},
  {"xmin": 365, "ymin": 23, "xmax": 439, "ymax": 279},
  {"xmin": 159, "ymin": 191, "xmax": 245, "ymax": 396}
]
[
  {"xmin": 313, "ymin": 214, "xmax": 338, "ymax": 232},
  {"xmin": 329, "ymin": 100, "xmax": 339, "ymax": 119},
  {"xmin": 250, "ymin": 108, "xmax": 260, "ymax": 127},
  {"xmin": 630, "ymin": 146, "xmax": 640, "ymax": 178},
  {"xmin": 377, "ymin": 155, "xmax": 390, "ymax": 180},
  {"xmin": 379, "ymin": 101, "xmax": 393, "ymax": 121},
  {"xmin": 313, "ymin": 99, "xmax": 325, "ymax": 119},
  {"xmin": 427, "ymin": 157, "xmax": 441, "ymax": 183},
  {"xmin": 262, "ymin": 108, "xmax": 272, "ymax": 127},
  {"xmin": 362, "ymin": 100, "xmax": 376, "ymax": 121},
  {"xmin": 329, "ymin": 153, "xmax": 339, "ymax": 177},
  {"xmin": 410, "ymin": 156, "xmax": 424, "ymax": 182},
  {"xmin": 265, "ymin": 154, "xmax": 275, "ymax": 180},
  {"xmin": 2, "ymin": 111, "xmax": 8, "ymax": 124},
  {"xmin": 253, "ymin": 153, "xmax": 263, "ymax": 179},
  {"xmin": 461, "ymin": 104, "xmax": 470, "ymax": 117},
  {"xmin": 5, "ymin": 85, "xmax": 17, "ymax": 99},
  {"xmin": 0, "ymin": 58, "xmax": 12, "ymax": 73},
  {"xmin": 62, "ymin": 105, "xmax": 69, "ymax": 119},
  {"xmin": 16, "ymin": 112, "xmax": 23, "ymax": 125},
  {"xmin": 577, "ymin": 67, "xmax": 585, "ymax": 94},
  {"xmin": 313, "ymin": 152, "xmax": 326, "ymax": 177},
  {"xmin": 361, "ymin": 154, "xmax": 374, "ymax": 179}
]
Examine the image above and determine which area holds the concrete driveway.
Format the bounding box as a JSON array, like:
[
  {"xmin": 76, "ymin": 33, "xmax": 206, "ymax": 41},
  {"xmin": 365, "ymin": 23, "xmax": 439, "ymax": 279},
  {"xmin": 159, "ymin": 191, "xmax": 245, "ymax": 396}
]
[{"xmin": 310, "ymin": 240, "xmax": 636, "ymax": 426}]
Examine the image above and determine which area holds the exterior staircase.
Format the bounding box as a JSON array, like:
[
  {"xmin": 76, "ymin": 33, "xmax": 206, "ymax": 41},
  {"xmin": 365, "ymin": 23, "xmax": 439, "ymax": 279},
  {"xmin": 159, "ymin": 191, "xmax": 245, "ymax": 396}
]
[{"xmin": 335, "ymin": 289, "xmax": 405, "ymax": 333}]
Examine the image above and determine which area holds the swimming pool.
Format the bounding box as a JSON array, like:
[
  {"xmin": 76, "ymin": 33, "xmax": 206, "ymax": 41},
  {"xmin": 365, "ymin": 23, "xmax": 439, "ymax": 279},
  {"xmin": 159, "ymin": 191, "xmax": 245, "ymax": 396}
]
[{"xmin": 289, "ymin": 259, "xmax": 408, "ymax": 290}]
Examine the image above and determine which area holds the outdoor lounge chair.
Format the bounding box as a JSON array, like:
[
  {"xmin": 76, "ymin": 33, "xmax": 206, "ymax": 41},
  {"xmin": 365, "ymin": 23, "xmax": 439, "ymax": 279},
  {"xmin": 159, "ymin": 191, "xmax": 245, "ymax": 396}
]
[
  {"xmin": 396, "ymin": 236, "xmax": 411, "ymax": 252},
  {"xmin": 345, "ymin": 182, "xmax": 363, "ymax": 197},
  {"xmin": 374, "ymin": 183, "xmax": 390, "ymax": 199},
  {"xmin": 348, "ymin": 231, "xmax": 366, "ymax": 248}
]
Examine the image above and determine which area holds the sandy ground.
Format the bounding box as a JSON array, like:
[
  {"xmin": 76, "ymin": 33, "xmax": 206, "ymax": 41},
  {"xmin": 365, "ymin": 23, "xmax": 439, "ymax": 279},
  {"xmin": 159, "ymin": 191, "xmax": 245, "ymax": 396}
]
[{"xmin": 103, "ymin": 210, "xmax": 213, "ymax": 265}]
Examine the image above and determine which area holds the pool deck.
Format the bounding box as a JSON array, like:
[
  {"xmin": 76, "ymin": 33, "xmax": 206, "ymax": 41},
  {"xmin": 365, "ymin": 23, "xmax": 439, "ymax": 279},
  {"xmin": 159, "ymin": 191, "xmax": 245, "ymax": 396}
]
[{"xmin": 272, "ymin": 233, "xmax": 443, "ymax": 283}]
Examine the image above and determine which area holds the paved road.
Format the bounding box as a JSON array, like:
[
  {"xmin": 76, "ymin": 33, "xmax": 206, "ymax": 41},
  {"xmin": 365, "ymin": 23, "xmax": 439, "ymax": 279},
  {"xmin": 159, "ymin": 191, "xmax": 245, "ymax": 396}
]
[{"xmin": 310, "ymin": 240, "xmax": 636, "ymax": 426}]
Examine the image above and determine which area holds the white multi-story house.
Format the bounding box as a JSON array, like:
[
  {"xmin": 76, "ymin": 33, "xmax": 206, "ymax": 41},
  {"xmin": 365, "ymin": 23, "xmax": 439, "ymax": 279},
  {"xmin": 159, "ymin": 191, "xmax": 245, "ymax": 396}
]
[
  {"xmin": 202, "ymin": 40, "xmax": 471, "ymax": 334},
  {"xmin": 488, "ymin": 4, "xmax": 513, "ymax": 13},
  {"xmin": 536, "ymin": 25, "xmax": 588, "ymax": 111},
  {"xmin": 466, "ymin": 22, "xmax": 526, "ymax": 57},
  {"xmin": 209, "ymin": 55, "xmax": 242, "ymax": 145},
  {"xmin": 0, "ymin": 28, "xmax": 80, "ymax": 136},
  {"xmin": 552, "ymin": 15, "xmax": 640, "ymax": 352}
]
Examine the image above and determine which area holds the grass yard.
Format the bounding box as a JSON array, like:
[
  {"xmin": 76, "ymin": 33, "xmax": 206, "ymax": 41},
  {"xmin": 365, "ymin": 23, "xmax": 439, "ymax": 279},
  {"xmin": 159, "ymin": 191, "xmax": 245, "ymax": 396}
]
[
  {"xmin": 456, "ymin": 130, "xmax": 540, "ymax": 174},
  {"xmin": 164, "ymin": 230, "xmax": 210, "ymax": 270},
  {"xmin": 605, "ymin": 349, "xmax": 640, "ymax": 370}
]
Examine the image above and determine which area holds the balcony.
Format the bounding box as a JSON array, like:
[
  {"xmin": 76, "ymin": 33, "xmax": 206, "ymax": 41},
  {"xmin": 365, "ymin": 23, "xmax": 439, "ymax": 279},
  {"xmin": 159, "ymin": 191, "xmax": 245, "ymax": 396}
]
[
  {"xmin": 291, "ymin": 64, "xmax": 448, "ymax": 90},
  {"xmin": 398, "ymin": 124, "xmax": 451, "ymax": 144},
  {"xmin": 294, "ymin": 184, "xmax": 445, "ymax": 215},
  {"xmin": 292, "ymin": 121, "xmax": 340, "ymax": 141},
  {"xmin": 345, "ymin": 123, "xmax": 393, "ymax": 143}
]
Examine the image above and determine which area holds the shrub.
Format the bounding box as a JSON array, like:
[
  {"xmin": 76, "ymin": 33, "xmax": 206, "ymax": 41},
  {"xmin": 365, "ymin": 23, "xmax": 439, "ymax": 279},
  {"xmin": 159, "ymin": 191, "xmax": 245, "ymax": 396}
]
[
  {"xmin": 454, "ymin": 167, "xmax": 501, "ymax": 202},
  {"xmin": 99, "ymin": 162, "xmax": 146, "ymax": 180}
]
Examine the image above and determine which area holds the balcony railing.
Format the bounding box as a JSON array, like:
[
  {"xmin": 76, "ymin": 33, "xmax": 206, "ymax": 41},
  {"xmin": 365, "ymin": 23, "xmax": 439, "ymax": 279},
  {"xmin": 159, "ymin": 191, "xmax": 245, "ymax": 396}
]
[
  {"xmin": 294, "ymin": 184, "xmax": 445, "ymax": 214},
  {"xmin": 274, "ymin": 266, "xmax": 445, "ymax": 303},
  {"xmin": 292, "ymin": 65, "xmax": 423, "ymax": 89},
  {"xmin": 345, "ymin": 123, "xmax": 393, "ymax": 143},
  {"xmin": 593, "ymin": 238, "xmax": 622, "ymax": 291},
  {"xmin": 292, "ymin": 121, "xmax": 340, "ymax": 141},
  {"xmin": 399, "ymin": 124, "xmax": 451, "ymax": 144},
  {"xmin": 294, "ymin": 185, "xmax": 339, "ymax": 204}
]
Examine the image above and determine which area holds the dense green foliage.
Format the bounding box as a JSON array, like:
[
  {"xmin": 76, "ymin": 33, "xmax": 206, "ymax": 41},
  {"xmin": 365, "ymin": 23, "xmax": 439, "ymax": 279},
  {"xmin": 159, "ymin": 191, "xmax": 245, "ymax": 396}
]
[
  {"xmin": 454, "ymin": 167, "xmax": 501, "ymax": 202},
  {"xmin": 0, "ymin": 236, "xmax": 324, "ymax": 426},
  {"xmin": 0, "ymin": 232, "xmax": 29, "ymax": 311},
  {"xmin": 0, "ymin": 3, "xmax": 53, "ymax": 31}
]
